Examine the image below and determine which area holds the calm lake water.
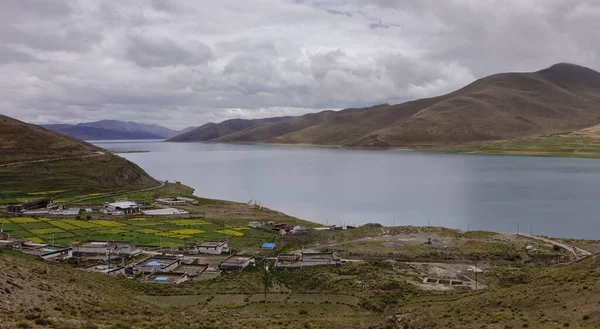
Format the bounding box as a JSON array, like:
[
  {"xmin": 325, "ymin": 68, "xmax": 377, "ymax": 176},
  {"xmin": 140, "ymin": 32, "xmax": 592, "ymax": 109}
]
[{"xmin": 93, "ymin": 140, "xmax": 600, "ymax": 239}]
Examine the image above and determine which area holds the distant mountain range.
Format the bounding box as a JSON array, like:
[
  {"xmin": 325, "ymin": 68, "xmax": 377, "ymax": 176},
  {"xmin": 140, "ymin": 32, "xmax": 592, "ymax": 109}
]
[
  {"xmin": 167, "ymin": 63, "xmax": 600, "ymax": 147},
  {"xmin": 43, "ymin": 120, "xmax": 196, "ymax": 140}
]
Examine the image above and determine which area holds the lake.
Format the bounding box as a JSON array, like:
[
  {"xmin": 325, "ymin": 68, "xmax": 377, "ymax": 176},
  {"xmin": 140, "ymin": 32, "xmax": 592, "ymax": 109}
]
[{"xmin": 93, "ymin": 140, "xmax": 600, "ymax": 239}]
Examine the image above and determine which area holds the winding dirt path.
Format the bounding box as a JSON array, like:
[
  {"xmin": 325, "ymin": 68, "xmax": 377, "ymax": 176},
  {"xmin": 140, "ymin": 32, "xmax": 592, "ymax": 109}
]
[{"xmin": 0, "ymin": 151, "xmax": 106, "ymax": 168}]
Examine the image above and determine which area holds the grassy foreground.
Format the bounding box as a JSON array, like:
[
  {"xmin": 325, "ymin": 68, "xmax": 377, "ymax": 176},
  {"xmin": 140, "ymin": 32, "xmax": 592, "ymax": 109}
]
[{"xmin": 413, "ymin": 135, "xmax": 600, "ymax": 158}]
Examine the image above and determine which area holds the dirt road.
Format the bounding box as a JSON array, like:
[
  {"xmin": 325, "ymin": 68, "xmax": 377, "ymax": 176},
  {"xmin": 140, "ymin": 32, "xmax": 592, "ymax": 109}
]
[{"xmin": 515, "ymin": 232, "xmax": 591, "ymax": 260}]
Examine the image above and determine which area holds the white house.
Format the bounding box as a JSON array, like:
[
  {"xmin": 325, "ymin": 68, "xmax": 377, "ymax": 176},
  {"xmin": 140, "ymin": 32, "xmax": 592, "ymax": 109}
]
[
  {"xmin": 196, "ymin": 241, "xmax": 229, "ymax": 255},
  {"xmin": 102, "ymin": 201, "xmax": 139, "ymax": 215},
  {"xmin": 220, "ymin": 255, "xmax": 255, "ymax": 270}
]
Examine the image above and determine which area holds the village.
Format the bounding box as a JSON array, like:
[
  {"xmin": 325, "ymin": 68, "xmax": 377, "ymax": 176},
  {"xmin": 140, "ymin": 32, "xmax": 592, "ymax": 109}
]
[
  {"xmin": 0, "ymin": 195, "xmax": 350, "ymax": 286},
  {"xmin": 0, "ymin": 193, "xmax": 580, "ymax": 293}
]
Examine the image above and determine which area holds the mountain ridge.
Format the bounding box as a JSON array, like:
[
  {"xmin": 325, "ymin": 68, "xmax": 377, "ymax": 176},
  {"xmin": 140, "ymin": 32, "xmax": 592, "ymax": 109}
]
[
  {"xmin": 168, "ymin": 63, "xmax": 600, "ymax": 147},
  {"xmin": 43, "ymin": 120, "xmax": 196, "ymax": 140}
]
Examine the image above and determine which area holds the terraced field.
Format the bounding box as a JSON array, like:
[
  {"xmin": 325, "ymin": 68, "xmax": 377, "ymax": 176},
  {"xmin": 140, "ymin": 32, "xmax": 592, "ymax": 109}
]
[{"xmin": 0, "ymin": 217, "xmax": 274, "ymax": 249}]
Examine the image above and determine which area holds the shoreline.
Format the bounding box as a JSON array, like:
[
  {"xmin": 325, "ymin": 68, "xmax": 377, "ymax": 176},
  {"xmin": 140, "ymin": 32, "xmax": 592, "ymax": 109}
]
[{"xmin": 162, "ymin": 138, "xmax": 600, "ymax": 160}]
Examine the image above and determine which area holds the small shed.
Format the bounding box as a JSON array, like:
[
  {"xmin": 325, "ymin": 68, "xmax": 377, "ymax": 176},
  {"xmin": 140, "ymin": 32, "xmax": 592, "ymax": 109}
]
[{"xmin": 261, "ymin": 242, "xmax": 275, "ymax": 250}]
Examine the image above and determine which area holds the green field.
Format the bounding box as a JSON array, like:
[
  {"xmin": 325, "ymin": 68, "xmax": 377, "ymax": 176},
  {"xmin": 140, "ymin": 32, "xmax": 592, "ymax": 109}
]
[
  {"xmin": 0, "ymin": 217, "xmax": 275, "ymax": 249},
  {"xmin": 414, "ymin": 135, "xmax": 600, "ymax": 158}
]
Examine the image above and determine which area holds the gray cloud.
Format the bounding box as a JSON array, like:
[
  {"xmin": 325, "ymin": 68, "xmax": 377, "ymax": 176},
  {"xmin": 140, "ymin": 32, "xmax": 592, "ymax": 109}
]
[
  {"xmin": 126, "ymin": 33, "xmax": 213, "ymax": 67},
  {"xmin": 0, "ymin": 0, "xmax": 598, "ymax": 129}
]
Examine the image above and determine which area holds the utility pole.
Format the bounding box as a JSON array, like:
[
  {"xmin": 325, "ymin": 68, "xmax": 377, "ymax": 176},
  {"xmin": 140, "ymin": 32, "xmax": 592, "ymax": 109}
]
[
  {"xmin": 517, "ymin": 221, "xmax": 520, "ymax": 234},
  {"xmin": 474, "ymin": 260, "xmax": 478, "ymax": 290}
]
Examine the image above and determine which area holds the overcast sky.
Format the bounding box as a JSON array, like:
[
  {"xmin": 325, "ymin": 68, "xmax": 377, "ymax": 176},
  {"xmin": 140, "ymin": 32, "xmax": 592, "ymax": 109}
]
[{"xmin": 0, "ymin": 0, "xmax": 598, "ymax": 129}]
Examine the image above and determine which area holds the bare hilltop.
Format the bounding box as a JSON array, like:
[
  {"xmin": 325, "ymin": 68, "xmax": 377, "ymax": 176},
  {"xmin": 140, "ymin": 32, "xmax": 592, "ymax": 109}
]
[{"xmin": 168, "ymin": 63, "xmax": 600, "ymax": 147}]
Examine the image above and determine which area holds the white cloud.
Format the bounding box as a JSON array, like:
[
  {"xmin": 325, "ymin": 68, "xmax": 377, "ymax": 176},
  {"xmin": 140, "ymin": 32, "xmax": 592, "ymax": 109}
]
[{"xmin": 0, "ymin": 0, "xmax": 597, "ymax": 129}]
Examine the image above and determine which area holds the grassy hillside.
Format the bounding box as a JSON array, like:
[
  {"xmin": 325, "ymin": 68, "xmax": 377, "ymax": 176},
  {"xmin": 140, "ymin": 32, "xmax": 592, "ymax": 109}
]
[
  {"xmin": 398, "ymin": 254, "xmax": 600, "ymax": 328},
  {"xmin": 0, "ymin": 115, "xmax": 158, "ymax": 204},
  {"xmin": 0, "ymin": 115, "xmax": 104, "ymax": 164},
  {"xmin": 415, "ymin": 135, "xmax": 600, "ymax": 158},
  {"xmin": 167, "ymin": 63, "xmax": 600, "ymax": 148}
]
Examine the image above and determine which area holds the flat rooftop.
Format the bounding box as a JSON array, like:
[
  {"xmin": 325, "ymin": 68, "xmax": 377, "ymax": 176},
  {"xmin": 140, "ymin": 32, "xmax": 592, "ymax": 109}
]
[
  {"xmin": 222, "ymin": 256, "xmax": 253, "ymax": 265},
  {"xmin": 173, "ymin": 264, "xmax": 208, "ymax": 275},
  {"xmin": 142, "ymin": 208, "xmax": 189, "ymax": 215},
  {"xmin": 139, "ymin": 257, "xmax": 179, "ymax": 267},
  {"xmin": 198, "ymin": 241, "xmax": 226, "ymax": 247},
  {"xmin": 74, "ymin": 241, "xmax": 135, "ymax": 248}
]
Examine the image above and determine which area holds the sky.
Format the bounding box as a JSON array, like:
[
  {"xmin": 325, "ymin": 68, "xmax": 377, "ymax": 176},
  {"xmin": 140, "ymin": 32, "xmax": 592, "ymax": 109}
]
[{"xmin": 0, "ymin": 0, "xmax": 598, "ymax": 129}]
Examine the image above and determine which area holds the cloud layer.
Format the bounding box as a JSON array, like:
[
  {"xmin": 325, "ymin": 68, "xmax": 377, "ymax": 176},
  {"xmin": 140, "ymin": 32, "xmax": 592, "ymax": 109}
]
[{"xmin": 0, "ymin": 0, "xmax": 598, "ymax": 128}]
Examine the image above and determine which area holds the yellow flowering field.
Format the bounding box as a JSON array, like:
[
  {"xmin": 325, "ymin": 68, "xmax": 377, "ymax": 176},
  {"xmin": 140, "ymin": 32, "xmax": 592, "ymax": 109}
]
[
  {"xmin": 217, "ymin": 229, "xmax": 244, "ymax": 237},
  {"xmin": 10, "ymin": 217, "xmax": 39, "ymax": 223}
]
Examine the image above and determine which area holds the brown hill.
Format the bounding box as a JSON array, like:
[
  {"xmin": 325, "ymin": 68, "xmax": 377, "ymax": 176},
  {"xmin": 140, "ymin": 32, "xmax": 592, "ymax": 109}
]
[
  {"xmin": 0, "ymin": 114, "xmax": 104, "ymax": 163},
  {"xmin": 167, "ymin": 117, "xmax": 290, "ymax": 142},
  {"xmin": 0, "ymin": 115, "xmax": 158, "ymax": 200},
  {"xmin": 168, "ymin": 63, "xmax": 600, "ymax": 146}
]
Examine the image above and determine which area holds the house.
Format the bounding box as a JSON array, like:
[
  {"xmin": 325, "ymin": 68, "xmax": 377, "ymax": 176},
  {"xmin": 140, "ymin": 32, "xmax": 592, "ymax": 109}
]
[
  {"xmin": 48, "ymin": 207, "xmax": 80, "ymax": 216},
  {"xmin": 142, "ymin": 208, "xmax": 188, "ymax": 215},
  {"xmin": 248, "ymin": 221, "xmax": 263, "ymax": 228},
  {"xmin": 132, "ymin": 257, "xmax": 181, "ymax": 274},
  {"xmin": 7, "ymin": 204, "xmax": 23, "ymax": 213},
  {"xmin": 219, "ymin": 255, "xmax": 255, "ymax": 270},
  {"xmin": 22, "ymin": 245, "xmax": 73, "ymax": 261},
  {"xmin": 8, "ymin": 199, "xmax": 53, "ymax": 214},
  {"xmin": 261, "ymin": 242, "xmax": 275, "ymax": 250},
  {"xmin": 102, "ymin": 201, "xmax": 139, "ymax": 215},
  {"xmin": 156, "ymin": 198, "xmax": 187, "ymax": 205},
  {"xmin": 72, "ymin": 241, "xmax": 141, "ymax": 256},
  {"xmin": 274, "ymin": 252, "xmax": 342, "ymax": 269},
  {"xmin": 274, "ymin": 254, "xmax": 299, "ymax": 268},
  {"xmin": 299, "ymin": 252, "xmax": 342, "ymax": 267},
  {"xmin": 195, "ymin": 241, "xmax": 229, "ymax": 255}
]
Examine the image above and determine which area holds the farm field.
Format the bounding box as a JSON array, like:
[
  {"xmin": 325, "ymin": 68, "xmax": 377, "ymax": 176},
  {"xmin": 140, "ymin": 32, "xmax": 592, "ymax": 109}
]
[{"xmin": 0, "ymin": 216, "xmax": 275, "ymax": 249}]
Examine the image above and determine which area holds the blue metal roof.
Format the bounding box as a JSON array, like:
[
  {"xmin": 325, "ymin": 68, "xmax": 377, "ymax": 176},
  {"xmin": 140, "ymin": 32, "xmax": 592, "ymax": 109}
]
[{"xmin": 261, "ymin": 242, "xmax": 275, "ymax": 249}]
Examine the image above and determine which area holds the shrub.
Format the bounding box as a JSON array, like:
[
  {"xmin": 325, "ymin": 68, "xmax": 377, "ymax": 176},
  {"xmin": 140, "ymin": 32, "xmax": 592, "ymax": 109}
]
[
  {"xmin": 583, "ymin": 314, "xmax": 590, "ymax": 320},
  {"xmin": 299, "ymin": 309, "xmax": 308, "ymax": 315},
  {"xmin": 34, "ymin": 318, "xmax": 52, "ymax": 326},
  {"xmin": 17, "ymin": 322, "xmax": 30, "ymax": 329}
]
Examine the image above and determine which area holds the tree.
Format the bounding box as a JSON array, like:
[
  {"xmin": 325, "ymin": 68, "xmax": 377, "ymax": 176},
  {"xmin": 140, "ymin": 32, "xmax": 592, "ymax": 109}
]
[{"xmin": 261, "ymin": 264, "xmax": 275, "ymax": 304}]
